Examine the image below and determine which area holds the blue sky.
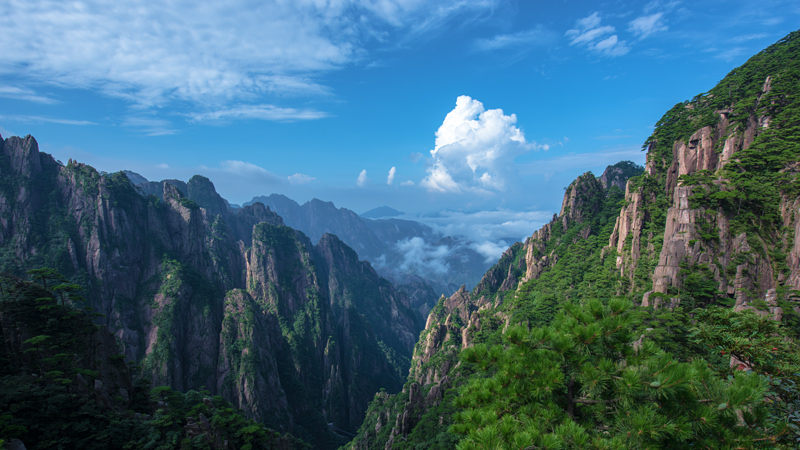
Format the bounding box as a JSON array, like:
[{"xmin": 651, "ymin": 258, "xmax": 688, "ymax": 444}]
[{"xmin": 1, "ymin": 0, "xmax": 799, "ymax": 247}]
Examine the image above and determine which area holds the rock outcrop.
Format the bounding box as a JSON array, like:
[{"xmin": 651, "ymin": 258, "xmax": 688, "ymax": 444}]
[{"xmin": 608, "ymin": 72, "xmax": 799, "ymax": 314}]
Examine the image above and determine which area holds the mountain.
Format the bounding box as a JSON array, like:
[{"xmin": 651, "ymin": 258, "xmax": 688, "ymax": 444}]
[
  {"xmin": 246, "ymin": 194, "xmax": 494, "ymax": 304},
  {"xmin": 247, "ymin": 194, "xmax": 389, "ymax": 260},
  {"xmin": 361, "ymin": 206, "xmax": 403, "ymax": 218},
  {"xmin": 0, "ymin": 138, "xmax": 423, "ymax": 448},
  {"xmin": 0, "ymin": 273, "xmax": 306, "ymax": 450},
  {"xmin": 344, "ymin": 31, "xmax": 800, "ymax": 450}
]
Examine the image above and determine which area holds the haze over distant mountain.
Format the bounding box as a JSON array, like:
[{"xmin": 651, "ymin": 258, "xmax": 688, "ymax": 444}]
[
  {"xmin": 244, "ymin": 194, "xmax": 498, "ymax": 307},
  {"xmin": 361, "ymin": 206, "xmax": 403, "ymax": 218}
]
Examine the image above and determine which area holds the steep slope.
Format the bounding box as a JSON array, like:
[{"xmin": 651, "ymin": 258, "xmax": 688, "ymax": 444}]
[
  {"xmin": 0, "ymin": 136, "xmax": 423, "ymax": 448},
  {"xmin": 345, "ymin": 29, "xmax": 800, "ymax": 450},
  {"xmin": 345, "ymin": 162, "xmax": 638, "ymax": 450},
  {"xmin": 0, "ymin": 274, "xmax": 306, "ymax": 450},
  {"xmin": 609, "ymin": 30, "xmax": 800, "ymax": 322}
]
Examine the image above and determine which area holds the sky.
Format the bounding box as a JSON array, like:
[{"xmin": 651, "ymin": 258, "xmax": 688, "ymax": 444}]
[{"xmin": 1, "ymin": 0, "xmax": 799, "ymax": 250}]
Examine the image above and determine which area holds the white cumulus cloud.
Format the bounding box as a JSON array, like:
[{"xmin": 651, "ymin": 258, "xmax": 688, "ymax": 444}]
[
  {"xmin": 387, "ymin": 167, "xmax": 396, "ymax": 185},
  {"xmin": 357, "ymin": 169, "xmax": 368, "ymax": 187},
  {"xmin": 421, "ymin": 95, "xmax": 540, "ymax": 194},
  {"xmin": 288, "ymin": 173, "xmax": 315, "ymax": 185},
  {"xmin": 566, "ymin": 12, "xmax": 630, "ymax": 57}
]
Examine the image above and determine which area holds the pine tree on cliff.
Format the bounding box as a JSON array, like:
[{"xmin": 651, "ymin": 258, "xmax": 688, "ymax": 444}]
[{"xmin": 452, "ymin": 299, "xmax": 773, "ymax": 449}]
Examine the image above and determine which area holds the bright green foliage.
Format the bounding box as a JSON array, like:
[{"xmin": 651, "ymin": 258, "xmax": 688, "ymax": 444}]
[
  {"xmin": 512, "ymin": 180, "xmax": 629, "ymax": 323},
  {"xmin": 452, "ymin": 299, "xmax": 771, "ymax": 450}
]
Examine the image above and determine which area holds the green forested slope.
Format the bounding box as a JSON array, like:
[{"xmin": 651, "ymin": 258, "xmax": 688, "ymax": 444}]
[{"xmin": 345, "ymin": 30, "xmax": 800, "ymax": 450}]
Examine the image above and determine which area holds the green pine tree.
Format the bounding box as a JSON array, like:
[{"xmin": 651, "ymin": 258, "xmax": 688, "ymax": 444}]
[{"xmin": 452, "ymin": 299, "xmax": 772, "ymax": 449}]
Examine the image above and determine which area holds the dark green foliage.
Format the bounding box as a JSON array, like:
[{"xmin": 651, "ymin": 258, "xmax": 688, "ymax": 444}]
[
  {"xmin": 607, "ymin": 160, "xmax": 644, "ymax": 180},
  {"xmin": 675, "ymin": 261, "xmax": 727, "ymax": 309},
  {"xmin": 0, "ymin": 272, "xmax": 309, "ymax": 450},
  {"xmin": 0, "ymin": 375, "xmax": 149, "ymax": 450},
  {"xmin": 689, "ymin": 307, "xmax": 800, "ymax": 446},
  {"xmin": 142, "ymin": 387, "xmax": 309, "ymax": 450}
]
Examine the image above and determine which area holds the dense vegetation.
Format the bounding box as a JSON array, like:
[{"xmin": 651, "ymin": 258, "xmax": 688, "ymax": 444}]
[
  {"xmin": 454, "ymin": 300, "xmax": 798, "ymax": 449},
  {"xmin": 0, "ymin": 271, "xmax": 308, "ymax": 450}
]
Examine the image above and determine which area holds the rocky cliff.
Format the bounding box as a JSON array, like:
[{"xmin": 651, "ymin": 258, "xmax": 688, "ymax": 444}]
[
  {"xmin": 609, "ymin": 31, "xmax": 800, "ymax": 320},
  {"xmin": 0, "ymin": 135, "xmax": 423, "ymax": 448},
  {"xmin": 345, "ymin": 31, "xmax": 800, "ymax": 450}
]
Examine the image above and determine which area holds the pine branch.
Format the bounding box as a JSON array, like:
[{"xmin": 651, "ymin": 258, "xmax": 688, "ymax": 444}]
[{"xmin": 574, "ymin": 398, "xmax": 618, "ymax": 404}]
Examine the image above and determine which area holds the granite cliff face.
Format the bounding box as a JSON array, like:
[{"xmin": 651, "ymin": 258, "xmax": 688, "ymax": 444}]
[
  {"xmin": 608, "ymin": 35, "xmax": 800, "ymax": 319},
  {"xmin": 0, "ymin": 135, "xmax": 423, "ymax": 447}
]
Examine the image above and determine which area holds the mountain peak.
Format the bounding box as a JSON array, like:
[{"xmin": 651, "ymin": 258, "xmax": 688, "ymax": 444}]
[{"xmin": 361, "ymin": 206, "xmax": 403, "ymax": 218}]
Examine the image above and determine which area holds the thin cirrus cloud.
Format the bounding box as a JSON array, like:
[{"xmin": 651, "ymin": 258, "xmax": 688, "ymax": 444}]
[
  {"xmin": 473, "ymin": 26, "xmax": 556, "ymax": 52},
  {"xmin": 0, "ymin": 114, "xmax": 96, "ymax": 126},
  {"xmin": 121, "ymin": 117, "xmax": 177, "ymax": 136},
  {"xmin": 566, "ymin": 12, "xmax": 630, "ymax": 56},
  {"xmin": 0, "ymin": 0, "xmax": 498, "ymax": 113},
  {"xmin": 0, "ymin": 86, "xmax": 58, "ymax": 104},
  {"xmin": 187, "ymin": 105, "xmax": 329, "ymax": 122}
]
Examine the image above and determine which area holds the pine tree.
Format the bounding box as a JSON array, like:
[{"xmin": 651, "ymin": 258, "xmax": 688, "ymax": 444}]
[{"xmin": 452, "ymin": 299, "xmax": 772, "ymax": 449}]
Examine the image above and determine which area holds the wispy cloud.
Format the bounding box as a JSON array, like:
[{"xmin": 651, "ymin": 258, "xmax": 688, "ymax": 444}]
[
  {"xmin": 0, "ymin": 0, "xmax": 498, "ymax": 113},
  {"xmin": 288, "ymin": 173, "xmax": 315, "ymax": 185},
  {"xmin": 0, "ymin": 114, "xmax": 95, "ymax": 125},
  {"xmin": 628, "ymin": 13, "xmax": 668, "ymax": 39},
  {"xmin": 566, "ymin": 12, "xmax": 630, "ymax": 56},
  {"xmin": 0, "ymin": 86, "xmax": 58, "ymax": 104},
  {"xmin": 0, "ymin": 125, "xmax": 16, "ymax": 138},
  {"xmin": 188, "ymin": 105, "xmax": 329, "ymax": 122},
  {"xmin": 713, "ymin": 46, "xmax": 748, "ymax": 61},
  {"xmin": 473, "ymin": 26, "xmax": 555, "ymax": 51},
  {"xmin": 729, "ymin": 33, "xmax": 768, "ymax": 43},
  {"xmin": 121, "ymin": 117, "xmax": 176, "ymax": 136}
]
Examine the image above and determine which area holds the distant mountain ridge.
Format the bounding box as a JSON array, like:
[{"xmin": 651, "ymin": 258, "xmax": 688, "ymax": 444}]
[
  {"xmin": 244, "ymin": 194, "xmax": 496, "ymax": 306},
  {"xmin": 361, "ymin": 206, "xmax": 403, "ymax": 218}
]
